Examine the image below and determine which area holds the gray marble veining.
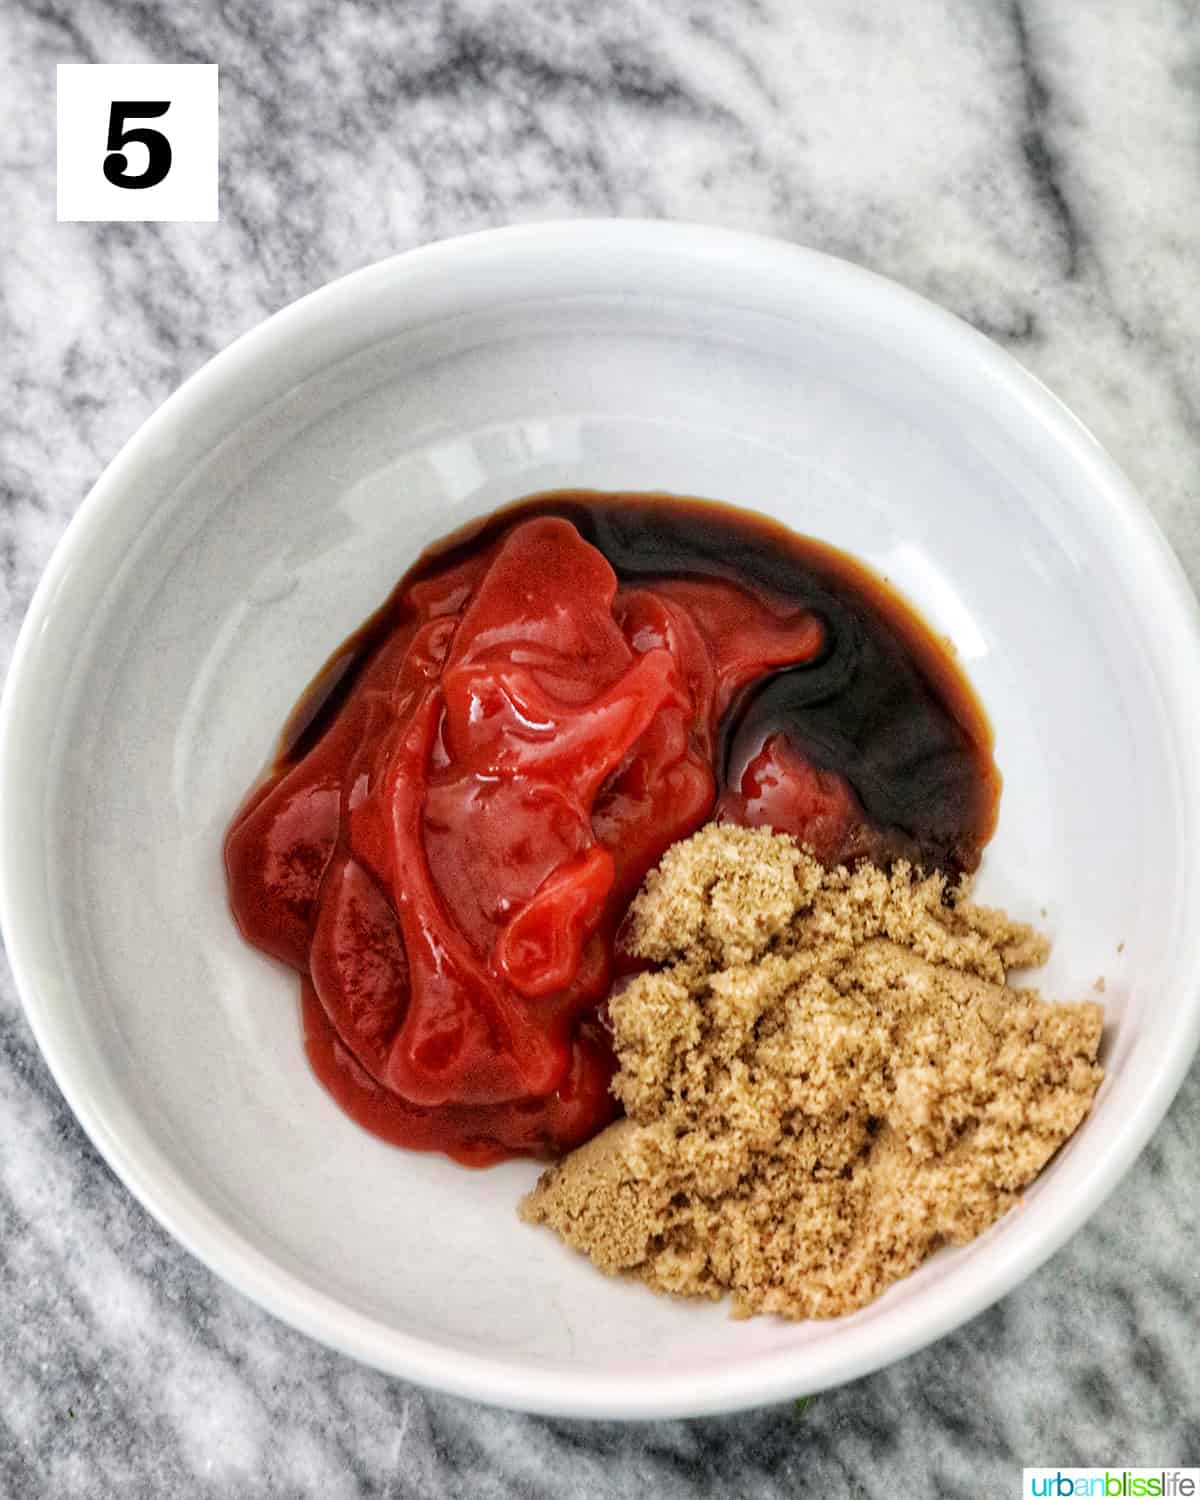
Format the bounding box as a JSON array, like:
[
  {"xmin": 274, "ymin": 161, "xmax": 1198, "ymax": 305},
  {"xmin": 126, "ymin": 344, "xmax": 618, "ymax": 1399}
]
[{"xmin": 3, "ymin": 0, "xmax": 1199, "ymax": 1494}]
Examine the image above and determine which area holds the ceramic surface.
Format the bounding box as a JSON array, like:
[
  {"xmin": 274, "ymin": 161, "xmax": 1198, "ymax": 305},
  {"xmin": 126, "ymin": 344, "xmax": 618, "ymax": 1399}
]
[{"xmin": 3, "ymin": 223, "xmax": 1198, "ymax": 1419}]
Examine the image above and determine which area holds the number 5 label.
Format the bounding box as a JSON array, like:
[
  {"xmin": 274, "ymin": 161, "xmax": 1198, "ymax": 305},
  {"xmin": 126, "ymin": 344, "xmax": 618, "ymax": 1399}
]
[{"xmin": 57, "ymin": 64, "xmax": 218, "ymax": 222}]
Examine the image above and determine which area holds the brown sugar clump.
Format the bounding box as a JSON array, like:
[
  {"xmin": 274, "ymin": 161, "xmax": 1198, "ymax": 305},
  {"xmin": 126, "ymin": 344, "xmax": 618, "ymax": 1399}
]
[{"xmin": 520, "ymin": 825, "xmax": 1104, "ymax": 1320}]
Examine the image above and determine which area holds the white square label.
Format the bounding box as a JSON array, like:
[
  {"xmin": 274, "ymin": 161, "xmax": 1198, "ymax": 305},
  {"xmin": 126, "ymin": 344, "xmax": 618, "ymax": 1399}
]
[{"xmin": 57, "ymin": 64, "xmax": 218, "ymax": 222}]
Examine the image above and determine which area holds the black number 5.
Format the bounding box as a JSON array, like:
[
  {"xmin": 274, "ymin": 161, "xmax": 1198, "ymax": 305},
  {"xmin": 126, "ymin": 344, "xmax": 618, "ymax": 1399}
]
[{"xmin": 103, "ymin": 101, "xmax": 172, "ymax": 189}]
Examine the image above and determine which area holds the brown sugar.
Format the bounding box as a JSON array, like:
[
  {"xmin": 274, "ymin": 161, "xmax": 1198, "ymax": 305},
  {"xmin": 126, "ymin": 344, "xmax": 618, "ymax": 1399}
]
[{"xmin": 520, "ymin": 825, "xmax": 1104, "ymax": 1320}]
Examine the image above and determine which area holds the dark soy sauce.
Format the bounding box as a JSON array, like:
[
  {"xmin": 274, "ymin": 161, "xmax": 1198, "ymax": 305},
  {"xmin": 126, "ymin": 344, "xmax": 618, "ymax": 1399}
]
[{"xmin": 279, "ymin": 491, "xmax": 1000, "ymax": 877}]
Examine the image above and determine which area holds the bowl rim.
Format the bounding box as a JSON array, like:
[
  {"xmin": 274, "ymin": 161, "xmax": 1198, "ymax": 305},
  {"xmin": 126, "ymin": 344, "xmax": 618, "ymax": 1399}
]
[{"xmin": 3, "ymin": 218, "xmax": 1200, "ymax": 1419}]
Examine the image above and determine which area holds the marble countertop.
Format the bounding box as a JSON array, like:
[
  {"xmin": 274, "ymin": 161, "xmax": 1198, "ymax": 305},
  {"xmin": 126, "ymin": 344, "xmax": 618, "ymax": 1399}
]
[{"xmin": 4, "ymin": 0, "xmax": 1199, "ymax": 1494}]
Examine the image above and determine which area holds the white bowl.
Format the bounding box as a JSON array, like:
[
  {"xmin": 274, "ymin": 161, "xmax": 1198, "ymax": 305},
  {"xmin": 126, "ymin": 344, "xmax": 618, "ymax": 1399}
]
[{"xmin": 3, "ymin": 221, "xmax": 1199, "ymax": 1419}]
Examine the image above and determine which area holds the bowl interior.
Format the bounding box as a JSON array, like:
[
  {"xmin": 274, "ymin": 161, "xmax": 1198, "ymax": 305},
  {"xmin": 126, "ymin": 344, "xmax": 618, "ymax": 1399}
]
[{"xmin": 7, "ymin": 228, "xmax": 1199, "ymax": 1416}]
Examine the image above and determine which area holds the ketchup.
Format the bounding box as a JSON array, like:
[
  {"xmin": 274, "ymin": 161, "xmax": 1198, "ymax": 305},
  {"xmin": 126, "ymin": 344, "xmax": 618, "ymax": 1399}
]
[{"xmin": 225, "ymin": 494, "xmax": 998, "ymax": 1165}]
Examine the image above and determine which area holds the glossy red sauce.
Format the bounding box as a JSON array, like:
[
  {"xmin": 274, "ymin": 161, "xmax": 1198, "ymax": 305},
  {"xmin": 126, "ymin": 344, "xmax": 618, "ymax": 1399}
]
[{"xmin": 225, "ymin": 493, "xmax": 998, "ymax": 1165}]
